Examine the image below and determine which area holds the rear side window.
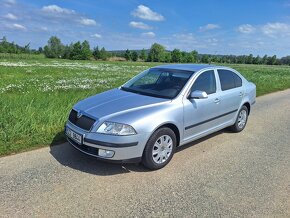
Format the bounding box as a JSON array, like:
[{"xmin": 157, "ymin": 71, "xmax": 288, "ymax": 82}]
[
  {"xmin": 218, "ymin": 69, "xmax": 242, "ymax": 91},
  {"xmin": 191, "ymin": 70, "xmax": 216, "ymax": 94},
  {"xmin": 234, "ymin": 73, "xmax": 242, "ymax": 87}
]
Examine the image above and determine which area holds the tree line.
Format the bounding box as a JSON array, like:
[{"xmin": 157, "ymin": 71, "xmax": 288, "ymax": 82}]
[
  {"xmin": 1, "ymin": 36, "xmax": 290, "ymax": 65},
  {"xmin": 0, "ymin": 37, "xmax": 40, "ymax": 54}
]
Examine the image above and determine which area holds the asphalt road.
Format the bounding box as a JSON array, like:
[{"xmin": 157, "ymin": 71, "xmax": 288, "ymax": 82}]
[{"xmin": 1, "ymin": 89, "xmax": 290, "ymax": 218}]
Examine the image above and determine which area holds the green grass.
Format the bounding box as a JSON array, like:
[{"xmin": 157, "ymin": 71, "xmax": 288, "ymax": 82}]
[
  {"xmin": 0, "ymin": 53, "xmax": 45, "ymax": 60},
  {"xmin": 1, "ymin": 58, "xmax": 290, "ymax": 156}
]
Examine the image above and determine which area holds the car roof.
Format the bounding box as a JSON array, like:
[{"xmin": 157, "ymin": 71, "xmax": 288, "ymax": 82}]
[{"xmin": 152, "ymin": 64, "xmax": 219, "ymax": 72}]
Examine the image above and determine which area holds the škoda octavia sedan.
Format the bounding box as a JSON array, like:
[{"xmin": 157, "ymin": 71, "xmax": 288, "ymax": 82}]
[{"xmin": 65, "ymin": 64, "xmax": 256, "ymax": 170}]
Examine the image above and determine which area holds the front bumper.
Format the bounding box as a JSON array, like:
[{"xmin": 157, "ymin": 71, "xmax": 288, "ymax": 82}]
[{"xmin": 65, "ymin": 121, "xmax": 150, "ymax": 162}]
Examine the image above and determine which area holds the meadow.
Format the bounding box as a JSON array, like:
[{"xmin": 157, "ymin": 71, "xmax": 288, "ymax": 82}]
[{"xmin": 1, "ymin": 56, "xmax": 290, "ymax": 156}]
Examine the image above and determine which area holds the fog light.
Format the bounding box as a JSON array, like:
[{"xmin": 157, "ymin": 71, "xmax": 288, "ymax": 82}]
[{"xmin": 98, "ymin": 149, "xmax": 114, "ymax": 158}]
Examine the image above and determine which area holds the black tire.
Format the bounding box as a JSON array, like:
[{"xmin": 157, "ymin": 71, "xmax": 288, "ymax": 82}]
[
  {"xmin": 142, "ymin": 127, "xmax": 176, "ymax": 170},
  {"xmin": 230, "ymin": 105, "xmax": 249, "ymax": 133}
]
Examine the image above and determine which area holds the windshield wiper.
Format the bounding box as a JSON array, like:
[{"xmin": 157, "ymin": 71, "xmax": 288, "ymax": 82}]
[
  {"xmin": 120, "ymin": 86, "xmax": 171, "ymax": 99},
  {"xmin": 120, "ymin": 86, "xmax": 140, "ymax": 94}
]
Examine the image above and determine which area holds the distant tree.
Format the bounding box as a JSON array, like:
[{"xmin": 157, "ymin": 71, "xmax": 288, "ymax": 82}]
[
  {"xmin": 236, "ymin": 55, "xmax": 246, "ymax": 64},
  {"xmin": 81, "ymin": 40, "xmax": 91, "ymax": 60},
  {"xmin": 132, "ymin": 51, "xmax": 138, "ymax": 61},
  {"xmin": 201, "ymin": 54, "xmax": 210, "ymax": 63},
  {"xmin": 271, "ymin": 55, "xmax": 277, "ymax": 65},
  {"xmin": 0, "ymin": 36, "xmax": 34, "ymax": 54},
  {"xmin": 147, "ymin": 43, "xmax": 165, "ymax": 62},
  {"xmin": 93, "ymin": 46, "xmax": 101, "ymax": 60},
  {"xmin": 140, "ymin": 49, "xmax": 147, "ymax": 61},
  {"xmin": 69, "ymin": 41, "xmax": 82, "ymax": 60},
  {"xmin": 124, "ymin": 49, "xmax": 132, "ymax": 61},
  {"xmin": 262, "ymin": 55, "xmax": 268, "ymax": 65},
  {"xmin": 246, "ymin": 54, "xmax": 253, "ymax": 64},
  {"xmin": 99, "ymin": 47, "xmax": 108, "ymax": 60},
  {"xmin": 253, "ymin": 55, "xmax": 261, "ymax": 64},
  {"xmin": 65, "ymin": 40, "xmax": 92, "ymax": 60},
  {"xmin": 38, "ymin": 47, "xmax": 43, "ymax": 53},
  {"xmin": 180, "ymin": 51, "xmax": 188, "ymax": 63},
  {"xmin": 163, "ymin": 52, "xmax": 171, "ymax": 63},
  {"xmin": 267, "ymin": 55, "xmax": 277, "ymax": 65},
  {"xmin": 0, "ymin": 36, "xmax": 8, "ymax": 53},
  {"xmin": 280, "ymin": 56, "xmax": 290, "ymax": 65},
  {"xmin": 24, "ymin": 43, "xmax": 30, "ymax": 53},
  {"xmin": 62, "ymin": 44, "xmax": 72, "ymax": 59},
  {"xmin": 43, "ymin": 36, "xmax": 64, "ymax": 58},
  {"xmin": 171, "ymin": 49, "xmax": 182, "ymax": 63},
  {"xmin": 0, "ymin": 36, "xmax": 7, "ymax": 42},
  {"xmin": 228, "ymin": 55, "xmax": 237, "ymax": 64},
  {"xmin": 212, "ymin": 55, "xmax": 221, "ymax": 63},
  {"xmin": 184, "ymin": 52, "xmax": 194, "ymax": 63},
  {"xmin": 190, "ymin": 50, "xmax": 198, "ymax": 63}
]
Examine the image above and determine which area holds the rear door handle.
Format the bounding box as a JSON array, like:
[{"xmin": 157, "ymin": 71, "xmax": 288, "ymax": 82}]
[
  {"xmin": 214, "ymin": 98, "xmax": 220, "ymax": 104},
  {"xmin": 239, "ymin": 92, "xmax": 243, "ymax": 97}
]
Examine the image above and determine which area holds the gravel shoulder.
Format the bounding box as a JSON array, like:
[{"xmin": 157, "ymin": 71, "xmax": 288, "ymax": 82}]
[{"xmin": 1, "ymin": 89, "xmax": 290, "ymax": 217}]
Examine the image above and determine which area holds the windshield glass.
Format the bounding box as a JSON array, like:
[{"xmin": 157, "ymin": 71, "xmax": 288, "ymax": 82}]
[{"xmin": 121, "ymin": 68, "xmax": 194, "ymax": 99}]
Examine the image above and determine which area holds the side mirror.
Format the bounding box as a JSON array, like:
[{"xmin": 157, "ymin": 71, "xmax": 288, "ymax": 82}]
[{"xmin": 189, "ymin": 90, "xmax": 208, "ymax": 99}]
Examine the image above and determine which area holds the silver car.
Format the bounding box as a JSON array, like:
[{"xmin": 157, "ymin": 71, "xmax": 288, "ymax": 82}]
[{"xmin": 65, "ymin": 64, "xmax": 256, "ymax": 170}]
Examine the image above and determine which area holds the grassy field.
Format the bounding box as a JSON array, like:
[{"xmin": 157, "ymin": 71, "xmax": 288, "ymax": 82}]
[{"xmin": 1, "ymin": 57, "xmax": 290, "ymax": 156}]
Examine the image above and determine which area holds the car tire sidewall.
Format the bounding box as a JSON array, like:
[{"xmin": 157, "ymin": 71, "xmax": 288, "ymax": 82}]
[
  {"xmin": 142, "ymin": 127, "xmax": 176, "ymax": 170},
  {"xmin": 232, "ymin": 105, "xmax": 248, "ymax": 132}
]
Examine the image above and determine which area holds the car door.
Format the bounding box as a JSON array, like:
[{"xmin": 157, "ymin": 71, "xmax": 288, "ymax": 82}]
[
  {"xmin": 183, "ymin": 69, "xmax": 223, "ymax": 141},
  {"xmin": 216, "ymin": 69, "xmax": 244, "ymax": 124}
]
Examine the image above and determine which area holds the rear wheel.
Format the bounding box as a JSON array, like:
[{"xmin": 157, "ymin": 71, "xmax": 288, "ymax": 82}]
[
  {"xmin": 230, "ymin": 105, "xmax": 248, "ymax": 132},
  {"xmin": 142, "ymin": 127, "xmax": 176, "ymax": 170}
]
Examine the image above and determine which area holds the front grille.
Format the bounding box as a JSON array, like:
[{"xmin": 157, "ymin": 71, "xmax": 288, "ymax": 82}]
[
  {"xmin": 68, "ymin": 109, "xmax": 96, "ymax": 131},
  {"xmin": 67, "ymin": 137, "xmax": 99, "ymax": 156}
]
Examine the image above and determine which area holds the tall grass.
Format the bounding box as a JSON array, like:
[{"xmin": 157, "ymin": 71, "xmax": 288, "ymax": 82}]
[
  {"xmin": 0, "ymin": 53, "xmax": 45, "ymax": 60},
  {"xmin": 1, "ymin": 58, "xmax": 290, "ymax": 155}
]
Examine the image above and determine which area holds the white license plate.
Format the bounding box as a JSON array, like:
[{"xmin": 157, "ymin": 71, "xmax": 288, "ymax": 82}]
[{"xmin": 66, "ymin": 127, "xmax": 83, "ymax": 144}]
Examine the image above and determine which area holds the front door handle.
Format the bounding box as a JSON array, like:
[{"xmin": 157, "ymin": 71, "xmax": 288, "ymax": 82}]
[{"xmin": 214, "ymin": 98, "xmax": 220, "ymax": 104}]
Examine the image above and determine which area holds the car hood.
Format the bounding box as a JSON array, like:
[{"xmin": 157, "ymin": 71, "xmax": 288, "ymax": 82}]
[{"xmin": 74, "ymin": 88, "xmax": 170, "ymax": 119}]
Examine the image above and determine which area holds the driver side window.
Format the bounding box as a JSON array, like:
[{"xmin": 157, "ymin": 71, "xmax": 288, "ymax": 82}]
[{"xmin": 191, "ymin": 70, "xmax": 216, "ymax": 95}]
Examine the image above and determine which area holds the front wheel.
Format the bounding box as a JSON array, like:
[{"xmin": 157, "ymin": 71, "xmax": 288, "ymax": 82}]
[
  {"xmin": 142, "ymin": 127, "xmax": 176, "ymax": 170},
  {"xmin": 230, "ymin": 105, "xmax": 249, "ymax": 132}
]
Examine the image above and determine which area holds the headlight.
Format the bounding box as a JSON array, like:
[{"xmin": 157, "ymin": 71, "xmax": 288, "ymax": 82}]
[{"xmin": 96, "ymin": 122, "xmax": 137, "ymax": 135}]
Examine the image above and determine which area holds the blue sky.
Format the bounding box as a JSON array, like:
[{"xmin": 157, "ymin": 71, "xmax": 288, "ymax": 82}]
[{"xmin": 1, "ymin": 0, "xmax": 290, "ymax": 56}]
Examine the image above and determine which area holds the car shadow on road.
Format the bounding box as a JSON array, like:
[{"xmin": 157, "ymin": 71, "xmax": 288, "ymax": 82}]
[
  {"xmin": 50, "ymin": 129, "xmax": 232, "ymax": 176},
  {"xmin": 176, "ymin": 129, "xmax": 233, "ymax": 153},
  {"xmin": 49, "ymin": 132, "xmax": 149, "ymax": 176}
]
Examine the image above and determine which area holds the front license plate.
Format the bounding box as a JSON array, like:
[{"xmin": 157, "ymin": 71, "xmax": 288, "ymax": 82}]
[{"xmin": 66, "ymin": 127, "xmax": 83, "ymax": 144}]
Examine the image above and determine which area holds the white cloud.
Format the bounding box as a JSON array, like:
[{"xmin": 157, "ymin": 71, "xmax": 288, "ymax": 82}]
[
  {"xmin": 40, "ymin": 26, "xmax": 48, "ymax": 31},
  {"xmin": 206, "ymin": 38, "xmax": 218, "ymax": 46},
  {"xmin": 131, "ymin": 5, "xmax": 164, "ymax": 21},
  {"xmin": 173, "ymin": 33, "xmax": 195, "ymax": 42},
  {"xmin": 79, "ymin": 18, "xmax": 97, "ymax": 26},
  {"xmin": 11, "ymin": 23, "xmax": 26, "ymax": 31},
  {"xmin": 261, "ymin": 22, "xmax": 290, "ymax": 37},
  {"xmin": 129, "ymin": 21, "xmax": 152, "ymax": 30},
  {"xmin": 42, "ymin": 5, "xmax": 75, "ymax": 15},
  {"xmin": 141, "ymin": 32, "xmax": 155, "ymax": 38},
  {"xmin": 199, "ymin": 24, "xmax": 220, "ymax": 31},
  {"xmin": 91, "ymin": 33, "xmax": 102, "ymax": 39},
  {"xmin": 237, "ymin": 24, "xmax": 256, "ymax": 34},
  {"xmin": 3, "ymin": 0, "xmax": 16, "ymax": 6},
  {"xmin": 5, "ymin": 0, "xmax": 16, "ymax": 4},
  {"xmin": 4, "ymin": 13, "xmax": 17, "ymax": 20},
  {"xmin": 41, "ymin": 5, "xmax": 97, "ymax": 27}
]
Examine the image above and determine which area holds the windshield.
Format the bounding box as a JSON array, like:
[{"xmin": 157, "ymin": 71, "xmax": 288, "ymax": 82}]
[{"xmin": 121, "ymin": 68, "xmax": 194, "ymax": 99}]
